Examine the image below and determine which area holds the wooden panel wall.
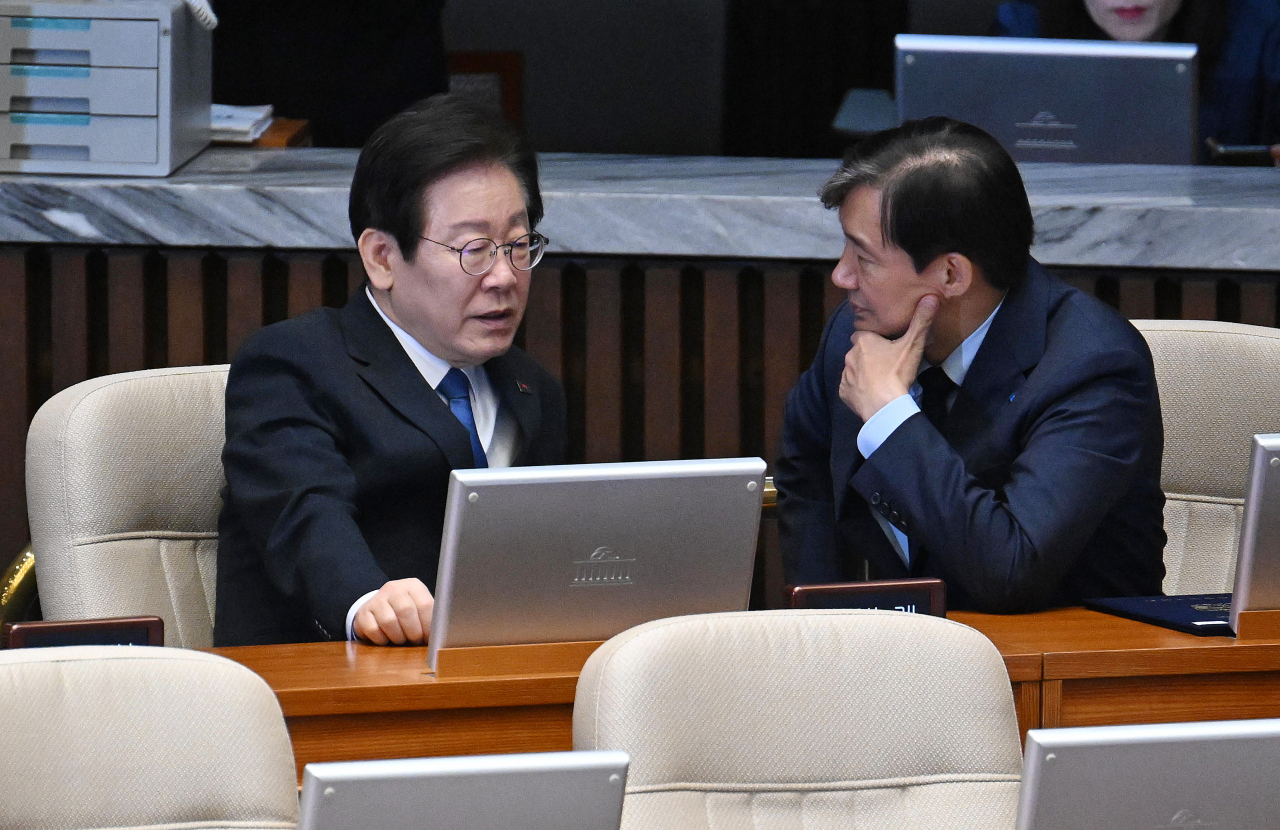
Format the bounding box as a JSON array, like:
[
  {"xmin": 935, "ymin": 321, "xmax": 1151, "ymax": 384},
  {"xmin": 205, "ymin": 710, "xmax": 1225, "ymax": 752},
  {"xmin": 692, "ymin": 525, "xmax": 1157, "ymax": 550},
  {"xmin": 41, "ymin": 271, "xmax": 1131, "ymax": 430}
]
[{"xmin": 4, "ymin": 248, "xmax": 1279, "ymax": 608}]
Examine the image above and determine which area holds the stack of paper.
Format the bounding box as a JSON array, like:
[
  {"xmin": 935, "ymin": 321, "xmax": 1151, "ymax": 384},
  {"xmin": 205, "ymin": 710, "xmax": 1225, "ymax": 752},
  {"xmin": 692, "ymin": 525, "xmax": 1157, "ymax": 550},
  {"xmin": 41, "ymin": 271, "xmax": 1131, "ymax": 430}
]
[{"xmin": 211, "ymin": 104, "xmax": 274, "ymax": 143}]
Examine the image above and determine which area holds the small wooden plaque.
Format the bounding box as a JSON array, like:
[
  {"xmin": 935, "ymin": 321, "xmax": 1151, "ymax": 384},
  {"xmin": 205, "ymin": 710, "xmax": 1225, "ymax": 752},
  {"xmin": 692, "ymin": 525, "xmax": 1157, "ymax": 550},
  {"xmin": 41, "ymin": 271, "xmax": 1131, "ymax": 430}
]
[
  {"xmin": 432, "ymin": 639, "xmax": 605, "ymax": 679},
  {"xmin": 1235, "ymin": 609, "xmax": 1280, "ymax": 640}
]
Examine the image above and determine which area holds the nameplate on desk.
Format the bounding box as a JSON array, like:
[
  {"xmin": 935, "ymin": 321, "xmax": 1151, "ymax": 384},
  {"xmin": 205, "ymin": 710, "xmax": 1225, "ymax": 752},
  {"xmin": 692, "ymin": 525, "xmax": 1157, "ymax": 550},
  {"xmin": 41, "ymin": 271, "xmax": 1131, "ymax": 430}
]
[
  {"xmin": 431, "ymin": 640, "xmax": 605, "ymax": 679},
  {"xmin": 786, "ymin": 578, "xmax": 947, "ymax": 616}
]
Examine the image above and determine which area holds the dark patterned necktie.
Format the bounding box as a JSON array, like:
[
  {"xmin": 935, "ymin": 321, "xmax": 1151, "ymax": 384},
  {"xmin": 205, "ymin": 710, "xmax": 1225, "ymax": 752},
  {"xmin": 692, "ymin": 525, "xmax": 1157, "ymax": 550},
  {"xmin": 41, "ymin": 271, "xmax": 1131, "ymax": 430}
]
[
  {"xmin": 917, "ymin": 366, "xmax": 956, "ymax": 432},
  {"xmin": 437, "ymin": 368, "xmax": 488, "ymax": 468}
]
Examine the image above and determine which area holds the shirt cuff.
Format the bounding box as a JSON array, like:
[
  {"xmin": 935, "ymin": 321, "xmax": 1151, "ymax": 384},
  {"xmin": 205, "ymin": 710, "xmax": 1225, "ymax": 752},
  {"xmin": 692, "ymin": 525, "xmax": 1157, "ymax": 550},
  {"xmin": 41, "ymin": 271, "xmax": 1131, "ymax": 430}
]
[
  {"xmin": 345, "ymin": 589, "xmax": 380, "ymax": 641},
  {"xmin": 857, "ymin": 394, "xmax": 921, "ymax": 459}
]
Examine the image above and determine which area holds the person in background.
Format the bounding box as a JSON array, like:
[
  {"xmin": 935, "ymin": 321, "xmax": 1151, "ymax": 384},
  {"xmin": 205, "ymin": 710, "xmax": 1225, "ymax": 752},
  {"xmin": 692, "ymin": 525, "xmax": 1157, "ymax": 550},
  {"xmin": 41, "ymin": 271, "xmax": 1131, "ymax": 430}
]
[
  {"xmin": 993, "ymin": 0, "xmax": 1280, "ymax": 151},
  {"xmin": 212, "ymin": 1, "xmax": 450, "ymax": 148}
]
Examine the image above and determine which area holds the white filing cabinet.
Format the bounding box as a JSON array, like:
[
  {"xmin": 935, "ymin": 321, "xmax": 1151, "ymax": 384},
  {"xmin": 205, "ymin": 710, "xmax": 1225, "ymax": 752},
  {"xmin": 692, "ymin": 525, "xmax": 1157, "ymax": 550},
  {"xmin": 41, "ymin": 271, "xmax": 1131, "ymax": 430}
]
[{"xmin": 0, "ymin": 0, "xmax": 210, "ymax": 175}]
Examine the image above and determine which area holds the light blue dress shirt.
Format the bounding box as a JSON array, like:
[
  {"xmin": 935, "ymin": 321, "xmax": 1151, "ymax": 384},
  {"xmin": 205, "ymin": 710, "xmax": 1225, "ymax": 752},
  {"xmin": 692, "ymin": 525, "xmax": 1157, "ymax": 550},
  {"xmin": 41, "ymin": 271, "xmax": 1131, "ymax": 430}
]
[{"xmin": 855, "ymin": 301, "xmax": 1003, "ymax": 565}]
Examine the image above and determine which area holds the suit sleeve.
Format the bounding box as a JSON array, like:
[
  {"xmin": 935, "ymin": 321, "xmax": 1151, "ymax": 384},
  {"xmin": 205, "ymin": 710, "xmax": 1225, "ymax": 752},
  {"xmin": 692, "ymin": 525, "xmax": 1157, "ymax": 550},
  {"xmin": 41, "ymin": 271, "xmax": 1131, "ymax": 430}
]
[
  {"xmin": 775, "ymin": 308, "xmax": 843, "ymax": 585},
  {"xmin": 853, "ymin": 339, "xmax": 1159, "ymax": 612},
  {"xmin": 222, "ymin": 337, "xmax": 389, "ymax": 639}
]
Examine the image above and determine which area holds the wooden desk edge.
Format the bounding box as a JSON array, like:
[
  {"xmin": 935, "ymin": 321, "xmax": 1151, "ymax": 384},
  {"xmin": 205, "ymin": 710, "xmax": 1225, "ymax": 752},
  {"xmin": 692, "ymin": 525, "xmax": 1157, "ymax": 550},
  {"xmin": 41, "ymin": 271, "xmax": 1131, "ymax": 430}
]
[
  {"xmin": 206, "ymin": 643, "xmax": 582, "ymax": 718},
  {"xmin": 1042, "ymin": 641, "xmax": 1280, "ymax": 679}
]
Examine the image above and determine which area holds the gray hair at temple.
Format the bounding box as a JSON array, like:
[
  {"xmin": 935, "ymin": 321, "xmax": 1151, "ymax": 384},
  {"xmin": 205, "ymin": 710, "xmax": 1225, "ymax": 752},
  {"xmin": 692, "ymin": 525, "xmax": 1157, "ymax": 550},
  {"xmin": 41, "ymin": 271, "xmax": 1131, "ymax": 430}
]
[{"xmin": 820, "ymin": 117, "xmax": 1034, "ymax": 292}]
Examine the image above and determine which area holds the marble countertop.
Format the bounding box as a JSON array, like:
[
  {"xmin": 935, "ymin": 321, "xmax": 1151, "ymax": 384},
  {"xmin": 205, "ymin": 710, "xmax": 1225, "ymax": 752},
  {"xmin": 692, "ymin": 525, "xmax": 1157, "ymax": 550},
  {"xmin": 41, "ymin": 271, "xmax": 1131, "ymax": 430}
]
[{"xmin": 0, "ymin": 148, "xmax": 1276, "ymax": 270}]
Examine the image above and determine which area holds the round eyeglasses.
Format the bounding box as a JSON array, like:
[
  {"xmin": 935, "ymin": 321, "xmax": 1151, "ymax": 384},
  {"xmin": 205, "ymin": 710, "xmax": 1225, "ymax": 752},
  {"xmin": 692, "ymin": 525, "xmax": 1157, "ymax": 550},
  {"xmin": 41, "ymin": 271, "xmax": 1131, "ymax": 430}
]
[{"xmin": 420, "ymin": 231, "xmax": 550, "ymax": 277}]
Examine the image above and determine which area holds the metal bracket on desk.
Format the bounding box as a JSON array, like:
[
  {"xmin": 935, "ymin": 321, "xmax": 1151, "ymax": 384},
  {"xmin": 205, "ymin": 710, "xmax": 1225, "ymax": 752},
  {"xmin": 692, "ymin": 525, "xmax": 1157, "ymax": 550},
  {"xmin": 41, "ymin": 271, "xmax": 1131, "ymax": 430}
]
[
  {"xmin": 432, "ymin": 640, "xmax": 605, "ymax": 679},
  {"xmin": 1235, "ymin": 609, "xmax": 1280, "ymax": 640}
]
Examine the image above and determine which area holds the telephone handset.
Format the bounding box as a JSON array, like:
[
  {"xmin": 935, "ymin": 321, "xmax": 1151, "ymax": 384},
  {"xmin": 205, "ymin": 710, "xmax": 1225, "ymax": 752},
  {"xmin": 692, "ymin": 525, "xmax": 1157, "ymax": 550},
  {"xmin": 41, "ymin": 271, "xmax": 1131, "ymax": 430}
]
[{"xmin": 182, "ymin": 0, "xmax": 217, "ymax": 30}]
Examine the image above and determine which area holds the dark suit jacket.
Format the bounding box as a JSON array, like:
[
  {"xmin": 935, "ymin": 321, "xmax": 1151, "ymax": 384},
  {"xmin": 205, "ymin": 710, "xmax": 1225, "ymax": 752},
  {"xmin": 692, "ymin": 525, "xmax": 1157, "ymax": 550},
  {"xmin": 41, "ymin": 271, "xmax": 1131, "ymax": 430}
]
[
  {"xmin": 776, "ymin": 261, "xmax": 1167, "ymax": 613},
  {"xmin": 214, "ymin": 289, "xmax": 567, "ymax": 645}
]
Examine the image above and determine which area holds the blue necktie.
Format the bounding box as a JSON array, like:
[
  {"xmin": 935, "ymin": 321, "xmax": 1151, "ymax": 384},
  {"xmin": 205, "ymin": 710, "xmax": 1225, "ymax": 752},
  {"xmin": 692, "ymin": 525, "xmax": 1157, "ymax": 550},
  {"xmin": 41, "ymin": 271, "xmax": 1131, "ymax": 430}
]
[{"xmin": 437, "ymin": 368, "xmax": 488, "ymax": 468}]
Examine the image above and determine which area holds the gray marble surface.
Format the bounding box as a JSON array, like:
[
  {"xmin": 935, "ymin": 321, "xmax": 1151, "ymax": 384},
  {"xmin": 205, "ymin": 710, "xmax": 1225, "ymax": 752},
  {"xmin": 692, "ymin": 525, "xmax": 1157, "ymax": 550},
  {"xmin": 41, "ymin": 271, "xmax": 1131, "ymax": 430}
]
[{"xmin": 0, "ymin": 148, "xmax": 1277, "ymax": 270}]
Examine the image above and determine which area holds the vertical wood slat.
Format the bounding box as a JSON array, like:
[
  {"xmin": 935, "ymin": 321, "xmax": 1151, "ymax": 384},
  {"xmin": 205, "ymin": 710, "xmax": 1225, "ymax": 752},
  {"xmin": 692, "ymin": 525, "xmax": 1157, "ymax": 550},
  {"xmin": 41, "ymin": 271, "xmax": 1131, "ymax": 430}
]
[
  {"xmin": 1240, "ymin": 282, "xmax": 1276, "ymax": 327},
  {"xmin": 762, "ymin": 269, "xmax": 801, "ymax": 468},
  {"xmin": 1061, "ymin": 275, "xmax": 1096, "ymax": 297},
  {"xmin": 643, "ymin": 268, "xmax": 681, "ymax": 461},
  {"xmin": 167, "ymin": 253, "xmax": 204, "ymax": 367},
  {"xmin": 226, "ymin": 255, "xmax": 263, "ymax": 360},
  {"xmin": 523, "ymin": 266, "xmax": 562, "ymax": 382},
  {"xmin": 1119, "ymin": 278, "xmax": 1156, "ymax": 319},
  {"xmin": 0, "ymin": 250, "xmax": 27, "ymax": 547},
  {"xmin": 50, "ymin": 249, "xmax": 88, "ymax": 394},
  {"xmin": 824, "ymin": 274, "xmax": 845, "ymax": 318},
  {"xmin": 345, "ymin": 254, "xmax": 367, "ymax": 291},
  {"xmin": 107, "ymin": 252, "xmax": 146, "ymax": 374},
  {"xmin": 287, "ymin": 255, "xmax": 324, "ymax": 319},
  {"xmin": 703, "ymin": 269, "xmax": 740, "ymax": 458},
  {"xmin": 583, "ymin": 268, "xmax": 621, "ymax": 463},
  {"xmin": 1182, "ymin": 280, "xmax": 1217, "ymax": 321}
]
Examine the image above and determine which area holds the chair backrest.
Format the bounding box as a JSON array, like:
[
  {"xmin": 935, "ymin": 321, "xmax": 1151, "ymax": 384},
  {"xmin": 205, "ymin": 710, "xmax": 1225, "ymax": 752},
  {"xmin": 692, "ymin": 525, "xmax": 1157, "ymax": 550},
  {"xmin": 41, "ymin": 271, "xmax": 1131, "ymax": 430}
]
[
  {"xmin": 26, "ymin": 365, "xmax": 229, "ymax": 648},
  {"xmin": 1134, "ymin": 321, "xmax": 1280, "ymax": 594},
  {"xmin": 0, "ymin": 645, "xmax": 297, "ymax": 830},
  {"xmin": 574, "ymin": 609, "xmax": 1022, "ymax": 830}
]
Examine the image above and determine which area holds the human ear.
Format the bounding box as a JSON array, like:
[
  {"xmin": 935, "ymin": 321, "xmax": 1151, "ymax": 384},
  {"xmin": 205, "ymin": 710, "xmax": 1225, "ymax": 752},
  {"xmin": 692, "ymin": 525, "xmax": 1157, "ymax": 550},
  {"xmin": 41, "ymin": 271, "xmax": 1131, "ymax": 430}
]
[
  {"xmin": 358, "ymin": 229, "xmax": 402, "ymax": 292},
  {"xmin": 935, "ymin": 253, "xmax": 974, "ymax": 300}
]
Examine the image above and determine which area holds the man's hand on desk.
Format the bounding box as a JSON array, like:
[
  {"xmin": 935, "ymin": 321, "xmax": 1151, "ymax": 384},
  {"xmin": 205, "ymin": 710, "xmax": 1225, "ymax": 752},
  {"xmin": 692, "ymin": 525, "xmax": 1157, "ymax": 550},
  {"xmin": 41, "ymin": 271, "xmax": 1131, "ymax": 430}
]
[{"xmin": 353, "ymin": 578, "xmax": 435, "ymax": 645}]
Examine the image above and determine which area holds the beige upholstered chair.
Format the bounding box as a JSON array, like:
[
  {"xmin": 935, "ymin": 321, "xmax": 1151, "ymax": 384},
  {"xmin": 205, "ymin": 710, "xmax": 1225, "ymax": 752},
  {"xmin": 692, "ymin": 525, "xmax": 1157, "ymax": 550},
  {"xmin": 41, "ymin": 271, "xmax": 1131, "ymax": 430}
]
[
  {"xmin": 574, "ymin": 609, "xmax": 1022, "ymax": 830},
  {"xmin": 26, "ymin": 365, "xmax": 229, "ymax": 648},
  {"xmin": 0, "ymin": 645, "xmax": 297, "ymax": 830},
  {"xmin": 1134, "ymin": 321, "xmax": 1280, "ymax": 595}
]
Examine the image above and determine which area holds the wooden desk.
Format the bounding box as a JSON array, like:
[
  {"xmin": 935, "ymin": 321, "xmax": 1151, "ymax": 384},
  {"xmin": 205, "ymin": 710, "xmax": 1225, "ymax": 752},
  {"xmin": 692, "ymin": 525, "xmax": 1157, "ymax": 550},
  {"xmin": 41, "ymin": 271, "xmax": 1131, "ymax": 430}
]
[
  {"xmin": 213, "ymin": 608, "xmax": 1280, "ymax": 779},
  {"xmin": 208, "ymin": 641, "xmax": 577, "ymax": 780},
  {"xmin": 952, "ymin": 607, "xmax": 1280, "ymax": 731}
]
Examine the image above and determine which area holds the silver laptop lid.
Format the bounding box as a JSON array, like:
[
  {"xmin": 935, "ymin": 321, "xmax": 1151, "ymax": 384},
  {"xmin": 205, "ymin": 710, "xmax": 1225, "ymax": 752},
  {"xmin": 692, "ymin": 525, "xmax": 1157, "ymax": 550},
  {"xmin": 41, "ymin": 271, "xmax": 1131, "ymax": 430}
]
[
  {"xmin": 1018, "ymin": 719, "xmax": 1280, "ymax": 830},
  {"xmin": 1230, "ymin": 434, "xmax": 1280, "ymax": 630},
  {"xmin": 895, "ymin": 34, "xmax": 1198, "ymax": 164},
  {"xmin": 429, "ymin": 457, "xmax": 766, "ymax": 667},
  {"xmin": 299, "ymin": 750, "xmax": 629, "ymax": 830}
]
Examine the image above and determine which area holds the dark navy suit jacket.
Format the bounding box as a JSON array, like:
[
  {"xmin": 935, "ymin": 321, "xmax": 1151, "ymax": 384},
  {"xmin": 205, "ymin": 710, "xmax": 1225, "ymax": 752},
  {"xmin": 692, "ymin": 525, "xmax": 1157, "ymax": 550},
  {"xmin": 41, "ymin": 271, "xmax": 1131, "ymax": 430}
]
[
  {"xmin": 775, "ymin": 262, "xmax": 1167, "ymax": 613},
  {"xmin": 214, "ymin": 288, "xmax": 566, "ymax": 645}
]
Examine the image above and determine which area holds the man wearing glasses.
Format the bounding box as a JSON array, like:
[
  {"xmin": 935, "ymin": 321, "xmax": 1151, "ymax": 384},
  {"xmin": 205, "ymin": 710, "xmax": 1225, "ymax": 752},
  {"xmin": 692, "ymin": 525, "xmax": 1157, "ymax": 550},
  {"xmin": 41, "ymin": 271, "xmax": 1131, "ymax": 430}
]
[{"xmin": 214, "ymin": 96, "xmax": 566, "ymax": 646}]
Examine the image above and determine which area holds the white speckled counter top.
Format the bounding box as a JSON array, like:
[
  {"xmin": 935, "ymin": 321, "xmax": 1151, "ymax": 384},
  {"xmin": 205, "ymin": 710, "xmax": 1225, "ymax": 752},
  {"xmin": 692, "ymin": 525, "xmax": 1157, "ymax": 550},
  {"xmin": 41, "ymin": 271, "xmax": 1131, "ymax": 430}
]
[{"xmin": 0, "ymin": 148, "xmax": 1276, "ymax": 270}]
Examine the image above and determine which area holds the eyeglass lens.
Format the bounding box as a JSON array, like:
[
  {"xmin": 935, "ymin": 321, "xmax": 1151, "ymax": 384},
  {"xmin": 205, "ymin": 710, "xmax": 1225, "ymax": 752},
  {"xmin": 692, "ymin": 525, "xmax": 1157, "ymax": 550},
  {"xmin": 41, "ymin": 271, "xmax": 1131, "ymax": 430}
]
[{"xmin": 458, "ymin": 233, "xmax": 546, "ymax": 276}]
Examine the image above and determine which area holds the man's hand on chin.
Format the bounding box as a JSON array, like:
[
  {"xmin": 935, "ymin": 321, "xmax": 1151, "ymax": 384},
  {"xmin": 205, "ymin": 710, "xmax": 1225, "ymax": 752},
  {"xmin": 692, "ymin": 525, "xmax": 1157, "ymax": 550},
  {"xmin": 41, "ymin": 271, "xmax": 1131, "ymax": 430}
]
[
  {"xmin": 839, "ymin": 294, "xmax": 939, "ymax": 422},
  {"xmin": 353, "ymin": 577, "xmax": 434, "ymax": 645}
]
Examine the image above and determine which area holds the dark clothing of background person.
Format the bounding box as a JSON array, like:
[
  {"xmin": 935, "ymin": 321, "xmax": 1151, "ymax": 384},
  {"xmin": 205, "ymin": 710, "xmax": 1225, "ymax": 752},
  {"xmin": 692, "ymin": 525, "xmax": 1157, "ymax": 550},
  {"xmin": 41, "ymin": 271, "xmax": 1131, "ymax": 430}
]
[
  {"xmin": 214, "ymin": 288, "xmax": 567, "ymax": 646},
  {"xmin": 776, "ymin": 260, "xmax": 1167, "ymax": 614},
  {"xmin": 994, "ymin": 0, "xmax": 1280, "ymax": 149},
  {"xmin": 212, "ymin": 0, "xmax": 449, "ymax": 148}
]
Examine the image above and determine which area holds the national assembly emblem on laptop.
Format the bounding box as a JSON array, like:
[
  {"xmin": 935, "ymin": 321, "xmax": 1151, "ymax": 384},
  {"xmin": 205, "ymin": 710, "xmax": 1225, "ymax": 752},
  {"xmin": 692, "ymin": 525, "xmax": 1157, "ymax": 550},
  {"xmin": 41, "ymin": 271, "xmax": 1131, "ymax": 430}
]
[{"xmin": 571, "ymin": 546, "xmax": 635, "ymax": 586}]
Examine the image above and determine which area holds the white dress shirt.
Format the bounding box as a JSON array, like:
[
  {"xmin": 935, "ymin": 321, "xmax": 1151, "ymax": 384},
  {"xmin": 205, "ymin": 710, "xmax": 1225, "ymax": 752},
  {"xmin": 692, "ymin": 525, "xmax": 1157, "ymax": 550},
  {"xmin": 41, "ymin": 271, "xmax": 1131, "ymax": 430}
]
[
  {"xmin": 855, "ymin": 300, "xmax": 1003, "ymax": 566},
  {"xmin": 346, "ymin": 287, "xmax": 520, "ymax": 638}
]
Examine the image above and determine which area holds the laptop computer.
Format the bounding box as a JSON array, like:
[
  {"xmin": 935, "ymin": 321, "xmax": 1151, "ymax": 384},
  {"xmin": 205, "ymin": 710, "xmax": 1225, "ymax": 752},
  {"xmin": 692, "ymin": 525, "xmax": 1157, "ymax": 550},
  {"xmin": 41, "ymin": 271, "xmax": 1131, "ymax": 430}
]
[
  {"xmin": 298, "ymin": 751, "xmax": 629, "ymax": 830},
  {"xmin": 1017, "ymin": 719, "xmax": 1280, "ymax": 829},
  {"xmin": 895, "ymin": 34, "xmax": 1198, "ymax": 164},
  {"xmin": 1086, "ymin": 433, "xmax": 1280, "ymax": 636},
  {"xmin": 428, "ymin": 457, "xmax": 766, "ymax": 668}
]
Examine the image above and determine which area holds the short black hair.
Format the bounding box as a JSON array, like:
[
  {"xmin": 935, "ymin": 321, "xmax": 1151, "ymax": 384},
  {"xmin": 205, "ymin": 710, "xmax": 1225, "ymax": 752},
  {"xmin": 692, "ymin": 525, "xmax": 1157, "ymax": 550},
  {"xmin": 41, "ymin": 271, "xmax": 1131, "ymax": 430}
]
[
  {"xmin": 820, "ymin": 117, "xmax": 1034, "ymax": 292},
  {"xmin": 349, "ymin": 94, "xmax": 542, "ymax": 261}
]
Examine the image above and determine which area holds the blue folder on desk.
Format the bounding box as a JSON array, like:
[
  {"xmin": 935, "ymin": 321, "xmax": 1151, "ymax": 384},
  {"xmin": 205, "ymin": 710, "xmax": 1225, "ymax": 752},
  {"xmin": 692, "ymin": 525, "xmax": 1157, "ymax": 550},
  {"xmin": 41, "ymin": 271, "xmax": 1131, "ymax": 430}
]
[{"xmin": 1084, "ymin": 594, "xmax": 1234, "ymax": 637}]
